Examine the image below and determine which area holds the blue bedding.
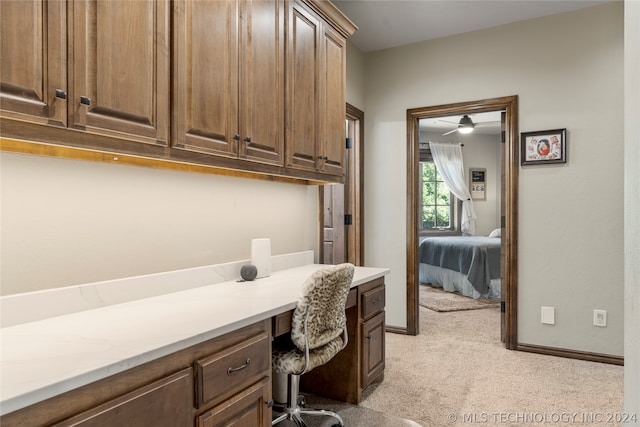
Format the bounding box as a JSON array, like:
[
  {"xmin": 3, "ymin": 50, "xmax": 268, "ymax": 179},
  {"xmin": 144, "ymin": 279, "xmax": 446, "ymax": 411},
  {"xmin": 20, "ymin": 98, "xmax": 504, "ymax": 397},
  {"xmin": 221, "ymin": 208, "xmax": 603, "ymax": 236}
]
[{"xmin": 418, "ymin": 236, "xmax": 501, "ymax": 294}]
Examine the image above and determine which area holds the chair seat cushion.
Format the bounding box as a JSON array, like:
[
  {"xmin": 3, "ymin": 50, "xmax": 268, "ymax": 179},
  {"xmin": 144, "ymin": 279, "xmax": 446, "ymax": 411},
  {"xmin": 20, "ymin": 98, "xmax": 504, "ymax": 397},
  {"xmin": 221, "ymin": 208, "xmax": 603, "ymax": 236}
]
[{"xmin": 272, "ymin": 336, "xmax": 345, "ymax": 375}]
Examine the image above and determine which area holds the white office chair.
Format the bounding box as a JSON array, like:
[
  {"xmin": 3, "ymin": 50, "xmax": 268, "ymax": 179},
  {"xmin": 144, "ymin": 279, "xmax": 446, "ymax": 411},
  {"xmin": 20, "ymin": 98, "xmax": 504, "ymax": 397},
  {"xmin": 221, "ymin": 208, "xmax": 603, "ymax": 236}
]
[{"xmin": 271, "ymin": 263, "xmax": 355, "ymax": 427}]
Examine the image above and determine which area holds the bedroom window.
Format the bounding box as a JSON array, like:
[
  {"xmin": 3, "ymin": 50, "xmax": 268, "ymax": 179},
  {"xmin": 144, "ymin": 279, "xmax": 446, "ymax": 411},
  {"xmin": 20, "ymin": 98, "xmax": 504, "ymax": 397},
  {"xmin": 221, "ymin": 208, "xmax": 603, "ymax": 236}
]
[{"xmin": 419, "ymin": 161, "xmax": 456, "ymax": 231}]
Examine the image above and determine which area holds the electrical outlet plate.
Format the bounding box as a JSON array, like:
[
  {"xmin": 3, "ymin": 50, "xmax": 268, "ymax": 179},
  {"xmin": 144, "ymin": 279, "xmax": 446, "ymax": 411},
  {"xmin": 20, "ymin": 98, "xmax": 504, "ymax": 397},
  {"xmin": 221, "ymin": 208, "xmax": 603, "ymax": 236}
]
[
  {"xmin": 593, "ymin": 309, "xmax": 607, "ymax": 327},
  {"xmin": 541, "ymin": 306, "xmax": 555, "ymax": 325}
]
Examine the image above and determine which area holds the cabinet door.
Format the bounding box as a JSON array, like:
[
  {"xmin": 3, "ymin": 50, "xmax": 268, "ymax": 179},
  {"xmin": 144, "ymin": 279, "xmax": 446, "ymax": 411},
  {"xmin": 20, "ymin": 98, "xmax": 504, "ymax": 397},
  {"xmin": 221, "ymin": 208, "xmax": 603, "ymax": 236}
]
[
  {"xmin": 285, "ymin": 1, "xmax": 320, "ymax": 172},
  {"xmin": 319, "ymin": 25, "xmax": 347, "ymax": 176},
  {"xmin": 0, "ymin": 0, "xmax": 66, "ymax": 127},
  {"xmin": 173, "ymin": 0, "xmax": 239, "ymax": 157},
  {"xmin": 53, "ymin": 369, "xmax": 193, "ymax": 427},
  {"xmin": 361, "ymin": 311, "xmax": 385, "ymax": 388},
  {"xmin": 197, "ymin": 380, "xmax": 272, "ymax": 427},
  {"xmin": 239, "ymin": 0, "xmax": 285, "ymax": 165},
  {"xmin": 70, "ymin": 0, "xmax": 169, "ymax": 146}
]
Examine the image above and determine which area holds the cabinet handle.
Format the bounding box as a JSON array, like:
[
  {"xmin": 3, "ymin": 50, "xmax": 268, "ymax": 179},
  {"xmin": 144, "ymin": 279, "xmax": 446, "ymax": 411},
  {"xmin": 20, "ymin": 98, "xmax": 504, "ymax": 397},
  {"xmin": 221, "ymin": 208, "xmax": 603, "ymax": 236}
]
[
  {"xmin": 233, "ymin": 134, "xmax": 240, "ymax": 141},
  {"xmin": 372, "ymin": 298, "xmax": 381, "ymax": 304},
  {"xmin": 317, "ymin": 156, "xmax": 328, "ymax": 160},
  {"xmin": 244, "ymin": 137, "xmax": 251, "ymax": 142},
  {"xmin": 55, "ymin": 89, "xmax": 67, "ymax": 99},
  {"xmin": 80, "ymin": 96, "xmax": 91, "ymax": 105},
  {"xmin": 227, "ymin": 358, "xmax": 251, "ymax": 375},
  {"xmin": 366, "ymin": 335, "xmax": 372, "ymax": 340}
]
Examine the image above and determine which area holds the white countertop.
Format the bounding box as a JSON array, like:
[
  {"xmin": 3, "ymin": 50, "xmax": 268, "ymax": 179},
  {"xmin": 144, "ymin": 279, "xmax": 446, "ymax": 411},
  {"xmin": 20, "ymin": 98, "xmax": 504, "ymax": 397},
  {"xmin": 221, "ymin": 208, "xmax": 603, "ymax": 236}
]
[{"xmin": 0, "ymin": 264, "xmax": 389, "ymax": 416}]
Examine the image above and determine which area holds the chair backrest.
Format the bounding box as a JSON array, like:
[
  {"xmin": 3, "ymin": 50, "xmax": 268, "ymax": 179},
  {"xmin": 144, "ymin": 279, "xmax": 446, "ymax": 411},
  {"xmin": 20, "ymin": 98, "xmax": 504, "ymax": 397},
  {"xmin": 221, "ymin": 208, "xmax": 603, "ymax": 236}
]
[{"xmin": 291, "ymin": 263, "xmax": 354, "ymax": 351}]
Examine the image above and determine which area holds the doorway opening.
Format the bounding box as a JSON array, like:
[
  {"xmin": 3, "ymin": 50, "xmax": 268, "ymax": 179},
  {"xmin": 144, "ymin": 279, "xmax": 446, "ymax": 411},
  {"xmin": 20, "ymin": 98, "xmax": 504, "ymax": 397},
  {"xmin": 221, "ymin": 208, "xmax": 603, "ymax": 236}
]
[{"xmin": 406, "ymin": 96, "xmax": 519, "ymax": 349}]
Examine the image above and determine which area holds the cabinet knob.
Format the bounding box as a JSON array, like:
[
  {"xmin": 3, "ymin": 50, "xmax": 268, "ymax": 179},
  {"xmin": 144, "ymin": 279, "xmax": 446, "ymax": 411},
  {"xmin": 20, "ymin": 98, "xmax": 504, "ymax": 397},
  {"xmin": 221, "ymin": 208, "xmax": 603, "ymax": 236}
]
[
  {"xmin": 233, "ymin": 134, "xmax": 240, "ymax": 141},
  {"xmin": 80, "ymin": 96, "xmax": 91, "ymax": 105},
  {"xmin": 55, "ymin": 89, "xmax": 67, "ymax": 99},
  {"xmin": 244, "ymin": 136, "xmax": 251, "ymax": 143}
]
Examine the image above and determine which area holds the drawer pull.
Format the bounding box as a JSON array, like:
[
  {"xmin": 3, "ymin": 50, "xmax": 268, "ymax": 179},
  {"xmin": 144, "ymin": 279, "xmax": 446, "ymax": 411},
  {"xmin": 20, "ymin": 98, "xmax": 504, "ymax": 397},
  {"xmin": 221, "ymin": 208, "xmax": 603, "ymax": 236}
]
[
  {"xmin": 227, "ymin": 358, "xmax": 251, "ymax": 375},
  {"xmin": 372, "ymin": 298, "xmax": 381, "ymax": 304}
]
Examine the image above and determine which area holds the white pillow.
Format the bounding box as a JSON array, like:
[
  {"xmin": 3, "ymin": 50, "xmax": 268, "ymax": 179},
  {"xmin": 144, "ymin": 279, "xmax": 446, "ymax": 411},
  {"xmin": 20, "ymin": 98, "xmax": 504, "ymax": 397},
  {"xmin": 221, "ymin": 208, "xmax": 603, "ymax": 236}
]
[{"xmin": 489, "ymin": 228, "xmax": 501, "ymax": 238}]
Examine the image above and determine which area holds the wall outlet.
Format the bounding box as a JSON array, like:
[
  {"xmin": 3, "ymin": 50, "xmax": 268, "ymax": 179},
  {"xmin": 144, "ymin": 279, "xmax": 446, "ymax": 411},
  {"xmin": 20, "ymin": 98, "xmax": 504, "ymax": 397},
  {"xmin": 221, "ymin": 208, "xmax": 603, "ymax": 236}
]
[
  {"xmin": 593, "ymin": 309, "xmax": 607, "ymax": 327},
  {"xmin": 541, "ymin": 306, "xmax": 555, "ymax": 325}
]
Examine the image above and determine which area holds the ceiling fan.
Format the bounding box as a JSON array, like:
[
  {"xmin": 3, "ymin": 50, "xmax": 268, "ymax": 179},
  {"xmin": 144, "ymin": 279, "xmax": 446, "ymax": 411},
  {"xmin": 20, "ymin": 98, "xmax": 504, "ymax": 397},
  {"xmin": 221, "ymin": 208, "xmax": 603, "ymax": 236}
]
[{"xmin": 440, "ymin": 114, "xmax": 499, "ymax": 136}]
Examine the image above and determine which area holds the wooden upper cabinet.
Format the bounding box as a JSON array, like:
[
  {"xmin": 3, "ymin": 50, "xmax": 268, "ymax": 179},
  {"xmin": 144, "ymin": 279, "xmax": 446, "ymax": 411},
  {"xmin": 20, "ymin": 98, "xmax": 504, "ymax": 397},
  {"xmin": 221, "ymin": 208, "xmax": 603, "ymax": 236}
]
[
  {"xmin": 285, "ymin": 0, "xmax": 350, "ymax": 177},
  {"xmin": 239, "ymin": 0, "xmax": 285, "ymax": 165},
  {"xmin": 285, "ymin": 1, "xmax": 321, "ymax": 172},
  {"xmin": 173, "ymin": 0, "xmax": 285, "ymax": 165},
  {"xmin": 0, "ymin": 0, "xmax": 67, "ymax": 127},
  {"xmin": 69, "ymin": 0, "xmax": 170, "ymax": 146},
  {"xmin": 320, "ymin": 24, "xmax": 347, "ymax": 176}
]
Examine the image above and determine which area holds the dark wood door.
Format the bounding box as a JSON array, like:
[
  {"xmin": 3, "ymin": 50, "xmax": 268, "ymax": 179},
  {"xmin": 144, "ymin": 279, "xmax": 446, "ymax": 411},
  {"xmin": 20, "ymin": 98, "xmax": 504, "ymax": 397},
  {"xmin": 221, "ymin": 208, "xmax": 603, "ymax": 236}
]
[
  {"xmin": 0, "ymin": 0, "xmax": 67, "ymax": 127},
  {"xmin": 322, "ymin": 104, "xmax": 363, "ymax": 265},
  {"xmin": 70, "ymin": 0, "xmax": 170, "ymax": 146}
]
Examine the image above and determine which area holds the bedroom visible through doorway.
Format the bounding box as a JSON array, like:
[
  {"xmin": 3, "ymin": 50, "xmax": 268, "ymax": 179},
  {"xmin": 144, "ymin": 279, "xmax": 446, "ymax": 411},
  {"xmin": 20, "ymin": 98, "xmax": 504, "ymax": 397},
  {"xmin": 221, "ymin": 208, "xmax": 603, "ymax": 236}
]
[{"xmin": 406, "ymin": 96, "xmax": 519, "ymax": 349}]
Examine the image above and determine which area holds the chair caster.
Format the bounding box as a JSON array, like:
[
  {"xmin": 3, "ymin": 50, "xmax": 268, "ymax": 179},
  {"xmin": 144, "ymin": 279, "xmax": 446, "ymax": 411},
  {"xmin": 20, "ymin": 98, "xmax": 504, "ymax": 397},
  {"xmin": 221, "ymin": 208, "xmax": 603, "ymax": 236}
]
[{"xmin": 297, "ymin": 395, "xmax": 306, "ymax": 407}]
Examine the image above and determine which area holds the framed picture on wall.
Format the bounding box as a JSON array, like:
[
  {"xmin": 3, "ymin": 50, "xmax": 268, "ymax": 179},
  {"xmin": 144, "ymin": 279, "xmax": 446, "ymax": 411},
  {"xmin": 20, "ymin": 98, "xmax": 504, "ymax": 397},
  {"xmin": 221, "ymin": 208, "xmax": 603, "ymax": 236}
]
[
  {"xmin": 469, "ymin": 167, "xmax": 486, "ymax": 201},
  {"xmin": 521, "ymin": 128, "xmax": 567, "ymax": 165}
]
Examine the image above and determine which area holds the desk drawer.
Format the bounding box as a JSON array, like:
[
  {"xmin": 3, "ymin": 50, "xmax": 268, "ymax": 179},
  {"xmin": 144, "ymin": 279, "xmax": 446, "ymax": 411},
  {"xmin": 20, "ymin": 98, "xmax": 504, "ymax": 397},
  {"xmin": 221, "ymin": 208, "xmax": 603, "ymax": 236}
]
[
  {"xmin": 195, "ymin": 331, "xmax": 270, "ymax": 409},
  {"xmin": 361, "ymin": 285, "xmax": 385, "ymax": 319}
]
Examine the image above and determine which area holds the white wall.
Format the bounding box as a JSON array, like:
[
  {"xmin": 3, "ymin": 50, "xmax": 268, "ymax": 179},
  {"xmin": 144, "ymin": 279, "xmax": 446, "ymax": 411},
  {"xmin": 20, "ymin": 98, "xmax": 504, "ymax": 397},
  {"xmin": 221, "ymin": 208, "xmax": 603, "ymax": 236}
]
[
  {"xmin": 419, "ymin": 130, "xmax": 501, "ymax": 236},
  {"xmin": 360, "ymin": 3, "xmax": 624, "ymax": 356},
  {"xmin": 0, "ymin": 153, "xmax": 319, "ymax": 295},
  {"xmin": 345, "ymin": 39, "xmax": 366, "ymax": 111},
  {"xmin": 624, "ymin": 0, "xmax": 640, "ymax": 417}
]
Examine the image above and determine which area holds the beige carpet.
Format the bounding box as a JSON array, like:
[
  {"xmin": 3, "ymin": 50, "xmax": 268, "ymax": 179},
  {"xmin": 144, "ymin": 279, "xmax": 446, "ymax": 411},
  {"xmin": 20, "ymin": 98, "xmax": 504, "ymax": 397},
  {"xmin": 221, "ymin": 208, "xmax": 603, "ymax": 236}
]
[
  {"xmin": 358, "ymin": 306, "xmax": 624, "ymax": 426},
  {"xmin": 289, "ymin": 305, "xmax": 623, "ymax": 426},
  {"xmin": 419, "ymin": 284, "xmax": 500, "ymax": 312}
]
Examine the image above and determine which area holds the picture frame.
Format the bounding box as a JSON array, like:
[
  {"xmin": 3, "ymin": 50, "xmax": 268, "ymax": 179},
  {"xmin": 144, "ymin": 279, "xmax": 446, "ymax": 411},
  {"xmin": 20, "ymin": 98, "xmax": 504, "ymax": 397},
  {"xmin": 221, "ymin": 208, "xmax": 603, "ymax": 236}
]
[
  {"xmin": 520, "ymin": 128, "xmax": 566, "ymax": 165},
  {"xmin": 469, "ymin": 167, "xmax": 486, "ymax": 201}
]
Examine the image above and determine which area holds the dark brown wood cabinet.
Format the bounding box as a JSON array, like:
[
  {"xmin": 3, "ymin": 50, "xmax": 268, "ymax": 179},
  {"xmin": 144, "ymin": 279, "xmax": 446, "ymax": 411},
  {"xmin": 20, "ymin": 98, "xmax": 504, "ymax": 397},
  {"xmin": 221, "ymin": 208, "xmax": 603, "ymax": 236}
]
[
  {"xmin": 69, "ymin": 0, "xmax": 170, "ymax": 147},
  {"xmin": 172, "ymin": 0, "xmax": 285, "ymax": 165},
  {"xmin": 285, "ymin": 0, "xmax": 348, "ymax": 177},
  {"xmin": 0, "ymin": 0, "xmax": 170, "ymax": 147},
  {"xmin": 0, "ymin": 321, "xmax": 273, "ymax": 427},
  {"xmin": 52, "ymin": 369, "xmax": 193, "ymax": 427},
  {"xmin": 297, "ymin": 277, "xmax": 386, "ymax": 404},
  {"xmin": 0, "ymin": 0, "xmax": 356, "ymax": 183},
  {"xmin": 0, "ymin": 0, "xmax": 67, "ymax": 127}
]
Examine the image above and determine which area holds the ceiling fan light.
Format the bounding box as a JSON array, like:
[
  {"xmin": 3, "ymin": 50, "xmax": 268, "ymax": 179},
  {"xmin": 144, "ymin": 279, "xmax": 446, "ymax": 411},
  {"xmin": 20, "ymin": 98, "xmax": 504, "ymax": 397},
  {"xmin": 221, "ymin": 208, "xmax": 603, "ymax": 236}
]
[{"xmin": 458, "ymin": 115, "xmax": 475, "ymax": 134}]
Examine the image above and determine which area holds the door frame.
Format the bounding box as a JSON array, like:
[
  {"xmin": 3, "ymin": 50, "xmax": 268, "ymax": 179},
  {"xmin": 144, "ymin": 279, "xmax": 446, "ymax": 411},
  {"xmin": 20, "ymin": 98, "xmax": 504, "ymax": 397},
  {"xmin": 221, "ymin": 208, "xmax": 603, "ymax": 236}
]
[
  {"xmin": 318, "ymin": 103, "xmax": 364, "ymax": 266},
  {"xmin": 406, "ymin": 95, "xmax": 519, "ymax": 349}
]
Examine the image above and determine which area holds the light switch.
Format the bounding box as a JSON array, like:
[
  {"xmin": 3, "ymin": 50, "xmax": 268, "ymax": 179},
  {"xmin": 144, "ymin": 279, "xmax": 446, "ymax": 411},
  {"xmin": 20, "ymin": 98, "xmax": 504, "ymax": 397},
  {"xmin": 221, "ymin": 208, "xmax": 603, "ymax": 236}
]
[{"xmin": 541, "ymin": 306, "xmax": 555, "ymax": 325}]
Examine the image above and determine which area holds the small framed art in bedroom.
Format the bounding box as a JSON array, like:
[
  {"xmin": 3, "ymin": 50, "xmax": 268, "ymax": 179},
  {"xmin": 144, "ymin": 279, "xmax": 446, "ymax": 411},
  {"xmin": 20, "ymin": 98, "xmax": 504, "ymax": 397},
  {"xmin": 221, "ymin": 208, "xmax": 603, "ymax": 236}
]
[
  {"xmin": 469, "ymin": 167, "xmax": 487, "ymax": 200},
  {"xmin": 521, "ymin": 128, "xmax": 566, "ymax": 165}
]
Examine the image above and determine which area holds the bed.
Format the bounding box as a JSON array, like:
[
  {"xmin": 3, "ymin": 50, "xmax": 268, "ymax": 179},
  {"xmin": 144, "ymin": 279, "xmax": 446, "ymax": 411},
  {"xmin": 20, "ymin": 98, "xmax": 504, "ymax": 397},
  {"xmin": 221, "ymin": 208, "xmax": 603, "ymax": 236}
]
[{"xmin": 418, "ymin": 235, "xmax": 501, "ymax": 299}]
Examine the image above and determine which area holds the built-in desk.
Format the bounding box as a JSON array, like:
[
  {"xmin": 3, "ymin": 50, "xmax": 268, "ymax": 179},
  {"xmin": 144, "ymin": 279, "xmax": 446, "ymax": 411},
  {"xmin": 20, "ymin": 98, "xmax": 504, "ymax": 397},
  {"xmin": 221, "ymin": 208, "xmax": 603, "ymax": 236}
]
[{"xmin": 0, "ymin": 260, "xmax": 389, "ymax": 426}]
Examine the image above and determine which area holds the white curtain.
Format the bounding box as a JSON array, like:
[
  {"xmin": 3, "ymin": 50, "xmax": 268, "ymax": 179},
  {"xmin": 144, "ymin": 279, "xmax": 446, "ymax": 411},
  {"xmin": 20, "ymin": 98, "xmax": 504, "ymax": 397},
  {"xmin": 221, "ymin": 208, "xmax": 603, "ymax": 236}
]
[{"xmin": 428, "ymin": 141, "xmax": 476, "ymax": 235}]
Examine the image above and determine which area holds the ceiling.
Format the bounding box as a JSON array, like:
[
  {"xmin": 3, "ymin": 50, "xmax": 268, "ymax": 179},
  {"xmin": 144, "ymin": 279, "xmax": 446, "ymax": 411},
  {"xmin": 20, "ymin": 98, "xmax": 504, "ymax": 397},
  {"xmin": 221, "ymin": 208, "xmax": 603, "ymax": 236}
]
[
  {"xmin": 420, "ymin": 111, "xmax": 503, "ymax": 135},
  {"xmin": 331, "ymin": 0, "xmax": 615, "ymax": 53},
  {"xmin": 332, "ymin": 0, "xmax": 614, "ymax": 135}
]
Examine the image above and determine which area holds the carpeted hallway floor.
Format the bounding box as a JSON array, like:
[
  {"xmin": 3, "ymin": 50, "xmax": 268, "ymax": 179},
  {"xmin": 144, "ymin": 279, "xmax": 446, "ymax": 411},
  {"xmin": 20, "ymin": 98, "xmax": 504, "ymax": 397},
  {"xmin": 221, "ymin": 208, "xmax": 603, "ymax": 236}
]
[{"xmin": 284, "ymin": 297, "xmax": 624, "ymax": 426}]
